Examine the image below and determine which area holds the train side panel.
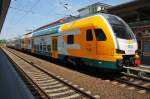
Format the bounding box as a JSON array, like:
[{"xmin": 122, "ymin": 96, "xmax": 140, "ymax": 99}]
[{"xmin": 59, "ymin": 15, "xmax": 121, "ymax": 69}]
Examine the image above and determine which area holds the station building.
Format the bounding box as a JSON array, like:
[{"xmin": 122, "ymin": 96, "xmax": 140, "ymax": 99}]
[
  {"xmin": 78, "ymin": 0, "xmax": 150, "ymax": 65},
  {"xmin": 78, "ymin": 2, "xmax": 111, "ymax": 16},
  {"xmin": 108, "ymin": 0, "xmax": 150, "ymax": 65}
]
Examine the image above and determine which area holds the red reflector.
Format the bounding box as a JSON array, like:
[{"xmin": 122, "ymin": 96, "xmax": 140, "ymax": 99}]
[{"xmin": 135, "ymin": 59, "xmax": 141, "ymax": 65}]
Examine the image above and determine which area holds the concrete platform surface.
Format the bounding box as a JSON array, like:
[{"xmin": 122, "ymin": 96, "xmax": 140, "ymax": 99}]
[{"xmin": 0, "ymin": 48, "xmax": 35, "ymax": 99}]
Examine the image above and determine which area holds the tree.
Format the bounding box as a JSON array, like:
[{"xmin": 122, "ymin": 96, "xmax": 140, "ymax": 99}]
[{"xmin": 0, "ymin": 39, "xmax": 6, "ymax": 44}]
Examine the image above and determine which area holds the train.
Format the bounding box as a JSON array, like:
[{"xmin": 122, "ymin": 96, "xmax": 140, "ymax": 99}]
[{"xmin": 6, "ymin": 13, "xmax": 141, "ymax": 70}]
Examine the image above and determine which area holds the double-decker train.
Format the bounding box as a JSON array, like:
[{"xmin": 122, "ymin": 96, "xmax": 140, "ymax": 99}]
[{"xmin": 6, "ymin": 13, "xmax": 141, "ymax": 70}]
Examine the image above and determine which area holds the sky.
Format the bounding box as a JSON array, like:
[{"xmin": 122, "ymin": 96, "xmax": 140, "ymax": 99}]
[{"xmin": 0, "ymin": 0, "xmax": 133, "ymax": 39}]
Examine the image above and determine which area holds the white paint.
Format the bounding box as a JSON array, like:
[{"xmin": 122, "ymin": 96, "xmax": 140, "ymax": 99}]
[
  {"xmin": 101, "ymin": 15, "xmax": 117, "ymax": 48},
  {"xmin": 58, "ymin": 29, "xmax": 81, "ymax": 55},
  {"xmin": 117, "ymin": 38, "xmax": 138, "ymax": 55}
]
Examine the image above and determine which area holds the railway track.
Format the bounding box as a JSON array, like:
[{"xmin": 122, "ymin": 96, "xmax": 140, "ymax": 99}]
[
  {"xmin": 3, "ymin": 47, "xmax": 150, "ymax": 97},
  {"xmin": 115, "ymin": 74, "xmax": 150, "ymax": 93},
  {"xmin": 117, "ymin": 65, "xmax": 150, "ymax": 93},
  {"xmin": 3, "ymin": 48, "xmax": 100, "ymax": 99}
]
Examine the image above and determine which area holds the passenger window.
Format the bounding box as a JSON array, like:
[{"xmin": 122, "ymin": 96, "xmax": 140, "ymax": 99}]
[
  {"xmin": 47, "ymin": 45, "xmax": 51, "ymax": 52},
  {"xmin": 40, "ymin": 44, "xmax": 42, "ymax": 51},
  {"xmin": 31, "ymin": 40, "xmax": 34, "ymax": 47},
  {"xmin": 43, "ymin": 45, "xmax": 46, "ymax": 52},
  {"xmin": 34, "ymin": 45, "xmax": 36, "ymax": 50},
  {"xmin": 67, "ymin": 35, "xmax": 74, "ymax": 44},
  {"xmin": 37, "ymin": 44, "xmax": 39, "ymax": 50},
  {"xmin": 86, "ymin": 29, "xmax": 93, "ymax": 41},
  {"xmin": 34, "ymin": 45, "xmax": 37, "ymax": 51},
  {"xmin": 94, "ymin": 29, "xmax": 106, "ymax": 41}
]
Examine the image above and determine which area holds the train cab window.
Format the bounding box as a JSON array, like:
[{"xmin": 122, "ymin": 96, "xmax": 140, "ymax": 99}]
[
  {"xmin": 94, "ymin": 29, "xmax": 106, "ymax": 41},
  {"xmin": 67, "ymin": 35, "xmax": 74, "ymax": 44},
  {"xmin": 86, "ymin": 29, "xmax": 93, "ymax": 41}
]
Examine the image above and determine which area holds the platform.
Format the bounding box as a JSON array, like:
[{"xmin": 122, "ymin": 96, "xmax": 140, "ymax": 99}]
[{"xmin": 0, "ymin": 48, "xmax": 35, "ymax": 99}]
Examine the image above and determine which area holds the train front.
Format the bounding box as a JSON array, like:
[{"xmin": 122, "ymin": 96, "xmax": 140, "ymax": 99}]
[{"xmin": 105, "ymin": 15, "xmax": 141, "ymax": 68}]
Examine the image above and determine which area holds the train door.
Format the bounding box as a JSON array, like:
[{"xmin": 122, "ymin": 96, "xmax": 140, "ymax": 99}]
[
  {"xmin": 84, "ymin": 28, "xmax": 97, "ymax": 55},
  {"xmin": 51, "ymin": 36, "xmax": 58, "ymax": 58},
  {"xmin": 94, "ymin": 29, "xmax": 109, "ymax": 55}
]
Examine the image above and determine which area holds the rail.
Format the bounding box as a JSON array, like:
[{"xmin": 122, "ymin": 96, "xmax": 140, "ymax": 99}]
[
  {"xmin": 3, "ymin": 48, "xmax": 99, "ymax": 99},
  {"xmin": 122, "ymin": 66, "xmax": 150, "ymax": 81}
]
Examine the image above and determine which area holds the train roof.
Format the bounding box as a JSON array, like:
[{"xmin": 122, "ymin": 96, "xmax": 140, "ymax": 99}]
[
  {"xmin": 31, "ymin": 13, "xmax": 115, "ymax": 37},
  {"xmin": 33, "ymin": 15, "xmax": 79, "ymax": 32},
  {"xmin": 22, "ymin": 32, "xmax": 33, "ymax": 39},
  {"xmin": 33, "ymin": 12, "xmax": 113, "ymax": 31},
  {"xmin": 32, "ymin": 25, "xmax": 60, "ymax": 37}
]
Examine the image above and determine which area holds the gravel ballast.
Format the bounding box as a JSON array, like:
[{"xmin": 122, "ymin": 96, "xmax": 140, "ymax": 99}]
[{"xmin": 6, "ymin": 48, "xmax": 150, "ymax": 99}]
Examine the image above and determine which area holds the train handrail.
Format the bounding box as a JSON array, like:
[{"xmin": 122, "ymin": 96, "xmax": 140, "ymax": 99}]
[
  {"xmin": 140, "ymin": 65, "xmax": 150, "ymax": 69},
  {"xmin": 122, "ymin": 66, "xmax": 150, "ymax": 81},
  {"xmin": 123, "ymin": 66, "xmax": 150, "ymax": 73}
]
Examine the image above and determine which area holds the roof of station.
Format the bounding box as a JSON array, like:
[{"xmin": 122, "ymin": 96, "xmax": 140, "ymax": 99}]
[
  {"xmin": 0, "ymin": 0, "xmax": 11, "ymax": 33},
  {"xmin": 107, "ymin": 0, "xmax": 150, "ymax": 23},
  {"xmin": 78, "ymin": 2, "xmax": 111, "ymax": 12}
]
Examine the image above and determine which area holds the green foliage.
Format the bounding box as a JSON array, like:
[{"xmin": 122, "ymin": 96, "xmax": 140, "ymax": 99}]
[{"xmin": 0, "ymin": 39, "xmax": 6, "ymax": 44}]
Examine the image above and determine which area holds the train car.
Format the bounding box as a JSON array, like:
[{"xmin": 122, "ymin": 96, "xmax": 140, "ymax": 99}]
[
  {"xmin": 31, "ymin": 32, "xmax": 51, "ymax": 56},
  {"xmin": 14, "ymin": 36, "xmax": 22, "ymax": 50},
  {"xmin": 22, "ymin": 32, "xmax": 32, "ymax": 52},
  {"xmin": 6, "ymin": 39, "xmax": 16, "ymax": 48},
  {"xmin": 30, "ymin": 13, "xmax": 139, "ymax": 70}
]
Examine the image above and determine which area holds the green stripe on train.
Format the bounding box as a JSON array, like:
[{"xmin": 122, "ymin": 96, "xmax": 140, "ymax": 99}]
[
  {"xmin": 81, "ymin": 58, "xmax": 117, "ymax": 69},
  {"xmin": 58, "ymin": 54, "xmax": 117, "ymax": 69}
]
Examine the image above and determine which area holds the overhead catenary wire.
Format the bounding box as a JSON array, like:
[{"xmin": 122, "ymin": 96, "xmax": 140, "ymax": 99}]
[
  {"xmin": 58, "ymin": 0, "xmax": 77, "ymax": 17},
  {"xmin": 9, "ymin": 6, "xmax": 35, "ymax": 13},
  {"xmin": 14, "ymin": 0, "xmax": 40, "ymax": 25}
]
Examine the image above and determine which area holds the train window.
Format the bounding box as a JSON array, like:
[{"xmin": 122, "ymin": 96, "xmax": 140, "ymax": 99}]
[
  {"xmin": 34, "ymin": 45, "xmax": 37, "ymax": 50},
  {"xmin": 43, "ymin": 45, "xmax": 46, "ymax": 52},
  {"xmin": 31, "ymin": 40, "xmax": 34, "ymax": 48},
  {"xmin": 47, "ymin": 45, "xmax": 51, "ymax": 52},
  {"xmin": 40, "ymin": 44, "xmax": 42, "ymax": 51},
  {"xmin": 94, "ymin": 29, "xmax": 106, "ymax": 41},
  {"xmin": 37, "ymin": 44, "xmax": 39, "ymax": 50},
  {"xmin": 67, "ymin": 35, "xmax": 74, "ymax": 44},
  {"xmin": 106, "ymin": 15, "xmax": 135, "ymax": 39},
  {"xmin": 86, "ymin": 29, "xmax": 93, "ymax": 41},
  {"xmin": 36, "ymin": 45, "xmax": 38, "ymax": 50},
  {"xmin": 35, "ymin": 45, "xmax": 37, "ymax": 50}
]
